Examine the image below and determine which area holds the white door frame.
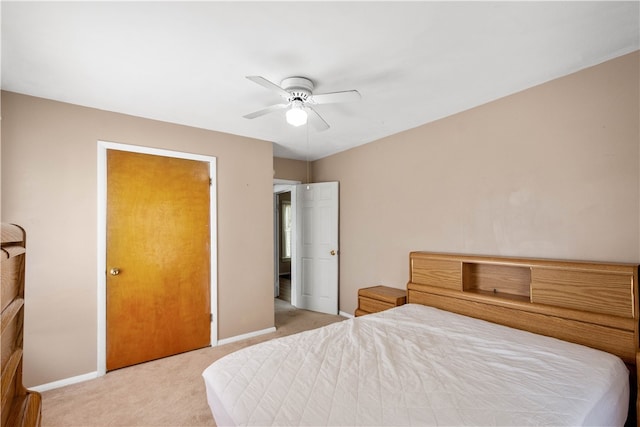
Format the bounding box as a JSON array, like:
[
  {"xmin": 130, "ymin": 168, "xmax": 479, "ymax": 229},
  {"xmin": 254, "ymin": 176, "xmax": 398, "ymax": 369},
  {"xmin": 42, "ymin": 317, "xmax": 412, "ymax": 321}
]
[
  {"xmin": 273, "ymin": 179, "xmax": 300, "ymax": 306},
  {"xmin": 97, "ymin": 141, "xmax": 218, "ymax": 376}
]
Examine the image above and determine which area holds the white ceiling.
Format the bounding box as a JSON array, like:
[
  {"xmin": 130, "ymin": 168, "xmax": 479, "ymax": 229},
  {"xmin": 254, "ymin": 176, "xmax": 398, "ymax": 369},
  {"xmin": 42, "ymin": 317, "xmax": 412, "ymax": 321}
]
[{"xmin": 2, "ymin": 1, "xmax": 638, "ymax": 161}]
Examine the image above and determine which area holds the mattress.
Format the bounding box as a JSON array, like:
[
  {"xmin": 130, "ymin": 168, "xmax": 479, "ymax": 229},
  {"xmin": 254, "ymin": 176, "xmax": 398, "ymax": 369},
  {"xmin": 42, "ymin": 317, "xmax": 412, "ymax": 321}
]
[{"xmin": 202, "ymin": 303, "xmax": 629, "ymax": 426}]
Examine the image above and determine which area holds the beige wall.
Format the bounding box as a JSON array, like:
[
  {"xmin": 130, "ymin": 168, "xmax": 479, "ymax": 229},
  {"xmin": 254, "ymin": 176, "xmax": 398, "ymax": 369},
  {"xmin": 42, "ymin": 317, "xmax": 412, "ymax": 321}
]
[
  {"xmin": 314, "ymin": 51, "xmax": 640, "ymax": 315},
  {"xmin": 273, "ymin": 157, "xmax": 312, "ymax": 182},
  {"xmin": 1, "ymin": 92, "xmax": 275, "ymax": 387}
]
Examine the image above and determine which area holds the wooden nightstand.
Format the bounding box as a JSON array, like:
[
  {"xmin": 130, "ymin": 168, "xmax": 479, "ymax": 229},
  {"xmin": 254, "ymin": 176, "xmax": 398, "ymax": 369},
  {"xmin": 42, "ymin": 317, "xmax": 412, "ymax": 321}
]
[{"xmin": 355, "ymin": 285, "xmax": 407, "ymax": 316}]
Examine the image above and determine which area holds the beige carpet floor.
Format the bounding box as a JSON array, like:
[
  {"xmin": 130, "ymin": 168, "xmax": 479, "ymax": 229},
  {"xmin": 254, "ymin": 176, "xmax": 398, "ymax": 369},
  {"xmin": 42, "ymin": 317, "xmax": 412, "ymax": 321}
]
[{"xmin": 41, "ymin": 299, "xmax": 347, "ymax": 426}]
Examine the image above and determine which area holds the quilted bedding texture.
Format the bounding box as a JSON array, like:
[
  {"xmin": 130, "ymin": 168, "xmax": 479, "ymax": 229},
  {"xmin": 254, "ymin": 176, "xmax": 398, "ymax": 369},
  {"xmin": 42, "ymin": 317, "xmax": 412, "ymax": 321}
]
[{"xmin": 202, "ymin": 303, "xmax": 629, "ymax": 426}]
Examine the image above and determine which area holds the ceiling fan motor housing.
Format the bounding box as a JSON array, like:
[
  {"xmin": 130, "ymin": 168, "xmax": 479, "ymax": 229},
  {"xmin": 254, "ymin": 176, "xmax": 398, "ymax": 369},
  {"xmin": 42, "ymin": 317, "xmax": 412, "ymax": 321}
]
[{"xmin": 281, "ymin": 77, "xmax": 314, "ymax": 102}]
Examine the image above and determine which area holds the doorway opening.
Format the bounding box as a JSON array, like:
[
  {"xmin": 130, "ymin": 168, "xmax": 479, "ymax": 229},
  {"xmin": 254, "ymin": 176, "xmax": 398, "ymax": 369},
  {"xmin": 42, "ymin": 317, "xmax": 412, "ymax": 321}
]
[
  {"xmin": 273, "ymin": 180, "xmax": 340, "ymax": 316},
  {"xmin": 276, "ymin": 191, "xmax": 292, "ymax": 303},
  {"xmin": 273, "ymin": 179, "xmax": 300, "ymax": 310}
]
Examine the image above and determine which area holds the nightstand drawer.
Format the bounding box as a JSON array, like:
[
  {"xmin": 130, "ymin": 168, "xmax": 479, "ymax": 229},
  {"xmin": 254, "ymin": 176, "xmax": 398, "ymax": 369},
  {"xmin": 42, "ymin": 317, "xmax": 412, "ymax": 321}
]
[{"xmin": 359, "ymin": 296, "xmax": 397, "ymax": 313}]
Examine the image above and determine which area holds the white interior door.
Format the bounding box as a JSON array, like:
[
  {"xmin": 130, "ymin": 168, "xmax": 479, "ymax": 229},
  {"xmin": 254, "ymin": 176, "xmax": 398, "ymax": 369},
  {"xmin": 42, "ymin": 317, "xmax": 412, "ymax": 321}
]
[{"xmin": 294, "ymin": 182, "xmax": 339, "ymax": 314}]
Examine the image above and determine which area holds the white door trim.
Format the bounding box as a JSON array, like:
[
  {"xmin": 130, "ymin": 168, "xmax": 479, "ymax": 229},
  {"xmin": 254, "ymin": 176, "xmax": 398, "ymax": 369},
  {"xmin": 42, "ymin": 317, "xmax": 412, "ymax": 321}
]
[
  {"xmin": 273, "ymin": 179, "xmax": 300, "ymax": 306},
  {"xmin": 97, "ymin": 141, "xmax": 218, "ymax": 376}
]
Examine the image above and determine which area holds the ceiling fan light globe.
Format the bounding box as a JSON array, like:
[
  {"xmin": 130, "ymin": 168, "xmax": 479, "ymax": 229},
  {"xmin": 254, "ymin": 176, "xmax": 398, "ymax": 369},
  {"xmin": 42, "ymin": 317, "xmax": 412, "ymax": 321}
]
[{"xmin": 286, "ymin": 105, "xmax": 308, "ymax": 127}]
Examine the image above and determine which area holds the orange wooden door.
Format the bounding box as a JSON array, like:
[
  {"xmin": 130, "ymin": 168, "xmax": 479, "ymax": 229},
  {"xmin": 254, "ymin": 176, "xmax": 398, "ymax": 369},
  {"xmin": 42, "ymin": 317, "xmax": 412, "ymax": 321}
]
[{"xmin": 106, "ymin": 149, "xmax": 211, "ymax": 371}]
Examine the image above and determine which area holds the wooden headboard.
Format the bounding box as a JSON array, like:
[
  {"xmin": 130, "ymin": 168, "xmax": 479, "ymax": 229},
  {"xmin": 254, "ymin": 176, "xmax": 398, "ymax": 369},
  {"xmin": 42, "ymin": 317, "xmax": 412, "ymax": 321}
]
[
  {"xmin": 408, "ymin": 251, "xmax": 638, "ymax": 362},
  {"xmin": 407, "ymin": 251, "xmax": 639, "ymax": 422}
]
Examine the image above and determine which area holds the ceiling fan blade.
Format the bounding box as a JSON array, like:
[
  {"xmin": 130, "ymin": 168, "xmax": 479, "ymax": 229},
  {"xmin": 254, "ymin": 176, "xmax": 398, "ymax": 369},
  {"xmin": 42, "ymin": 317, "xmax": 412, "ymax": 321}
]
[
  {"xmin": 311, "ymin": 90, "xmax": 361, "ymax": 105},
  {"xmin": 246, "ymin": 76, "xmax": 291, "ymax": 98},
  {"xmin": 243, "ymin": 103, "xmax": 288, "ymax": 119},
  {"xmin": 307, "ymin": 107, "xmax": 330, "ymax": 132}
]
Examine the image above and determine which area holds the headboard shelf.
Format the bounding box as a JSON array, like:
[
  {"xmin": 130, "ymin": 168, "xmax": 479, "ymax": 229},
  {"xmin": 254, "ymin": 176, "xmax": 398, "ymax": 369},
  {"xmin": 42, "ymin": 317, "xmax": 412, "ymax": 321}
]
[
  {"xmin": 460, "ymin": 287, "xmax": 530, "ymax": 304},
  {"xmin": 462, "ymin": 262, "xmax": 531, "ymax": 299}
]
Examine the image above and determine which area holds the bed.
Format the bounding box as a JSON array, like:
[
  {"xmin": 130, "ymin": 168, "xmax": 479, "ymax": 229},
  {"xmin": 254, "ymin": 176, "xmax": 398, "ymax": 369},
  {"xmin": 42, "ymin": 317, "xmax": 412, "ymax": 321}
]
[{"xmin": 203, "ymin": 252, "xmax": 639, "ymax": 426}]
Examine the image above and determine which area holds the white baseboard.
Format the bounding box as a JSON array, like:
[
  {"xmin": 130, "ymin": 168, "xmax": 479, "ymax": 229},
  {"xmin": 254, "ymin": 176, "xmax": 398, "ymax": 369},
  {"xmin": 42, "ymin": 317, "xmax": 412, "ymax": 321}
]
[
  {"xmin": 30, "ymin": 371, "xmax": 99, "ymax": 393},
  {"xmin": 339, "ymin": 310, "xmax": 354, "ymax": 318},
  {"xmin": 216, "ymin": 326, "xmax": 277, "ymax": 346},
  {"xmin": 32, "ymin": 319, "xmax": 344, "ymax": 391}
]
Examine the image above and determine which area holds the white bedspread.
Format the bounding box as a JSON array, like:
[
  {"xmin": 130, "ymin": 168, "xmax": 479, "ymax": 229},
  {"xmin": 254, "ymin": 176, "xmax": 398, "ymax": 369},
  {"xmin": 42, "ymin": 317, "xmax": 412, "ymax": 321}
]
[{"xmin": 202, "ymin": 304, "xmax": 629, "ymax": 426}]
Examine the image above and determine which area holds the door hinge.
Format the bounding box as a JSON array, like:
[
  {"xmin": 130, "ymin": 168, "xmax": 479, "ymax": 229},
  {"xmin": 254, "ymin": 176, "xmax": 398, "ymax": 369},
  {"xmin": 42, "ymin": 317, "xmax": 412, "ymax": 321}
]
[
  {"xmin": 210, "ymin": 313, "xmax": 213, "ymax": 322},
  {"xmin": 209, "ymin": 178, "xmax": 212, "ymax": 186}
]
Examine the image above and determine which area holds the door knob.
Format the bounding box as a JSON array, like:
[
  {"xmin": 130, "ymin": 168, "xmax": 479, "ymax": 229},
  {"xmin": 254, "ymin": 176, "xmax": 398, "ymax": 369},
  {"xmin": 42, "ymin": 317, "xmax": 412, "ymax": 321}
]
[
  {"xmin": 109, "ymin": 268, "xmax": 121, "ymax": 276},
  {"xmin": 330, "ymin": 250, "xmax": 336, "ymax": 256}
]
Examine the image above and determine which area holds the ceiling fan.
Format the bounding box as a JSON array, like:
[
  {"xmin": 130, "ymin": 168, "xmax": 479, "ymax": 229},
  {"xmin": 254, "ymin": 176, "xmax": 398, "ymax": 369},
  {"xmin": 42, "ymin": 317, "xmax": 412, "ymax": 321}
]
[{"xmin": 243, "ymin": 76, "xmax": 361, "ymax": 131}]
